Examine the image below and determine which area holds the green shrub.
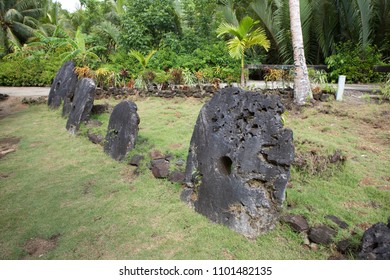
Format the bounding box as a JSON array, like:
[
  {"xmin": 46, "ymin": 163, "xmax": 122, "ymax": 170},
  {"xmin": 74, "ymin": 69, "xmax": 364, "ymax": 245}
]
[
  {"xmin": 0, "ymin": 53, "xmax": 62, "ymax": 86},
  {"xmin": 325, "ymin": 42, "xmax": 383, "ymax": 83}
]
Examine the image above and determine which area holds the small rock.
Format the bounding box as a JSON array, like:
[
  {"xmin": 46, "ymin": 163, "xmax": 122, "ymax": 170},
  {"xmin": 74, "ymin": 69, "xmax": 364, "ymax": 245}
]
[
  {"xmin": 129, "ymin": 154, "xmax": 144, "ymax": 166},
  {"xmin": 328, "ymin": 254, "xmax": 347, "ymax": 260},
  {"xmin": 168, "ymin": 171, "xmax": 185, "ymax": 183},
  {"xmin": 87, "ymin": 132, "xmax": 104, "ymax": 144},
  {"xmin": 325, "ymin": 215, "xmax": 349, "ymax": 229},
  {"xmin": 309, "ymin": 243, "xmax": 318, "ymax": 251},
  {"xmin": 0, "ymin": 93, "xmax": 9, "ymax": 101},
  {"xmin": 320, "ymin": 93, "xmax": 333, "ymax": 102},
  {"xmin": 308, "ymin": 225, "xmax": 337, "ymax": 245},
  {"xmin": 282, "ymin": 214, "xmax": 310, "ymax": 232},
  {"xmin": 175, "ymin": 159, "xmax": 185, "ymax": 166},
  {"xmin": 337, "ymin": 239, "xmax": 351, "ymax": 254},
  {"xmin": 302, "ymin": 232, "xmax": 311, "ymax": 246},
  {"xmin": 151, "ymin": 159, "xmax": 170, "ymax": 178},
  {"xmin": 91, "ymin": 103, "xmax": 109, "ymax": 114},
  {"xmin": 86, "ymin": 120, "xmax": 103, "ymax": 128},
  {"xmin": 150, "ymin": 150, "xmax": 165, "ymax": 160}
]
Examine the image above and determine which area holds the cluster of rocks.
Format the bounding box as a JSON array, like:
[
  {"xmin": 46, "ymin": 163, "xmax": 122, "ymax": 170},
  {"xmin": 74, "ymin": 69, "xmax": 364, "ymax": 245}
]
[
  {"xmin": 282, "ymin": 214, "xmax": 390, "ymax": 260},
  {"xmin": 128, "ymin": 150, "xmax": 186, "ymax": 183},
  {"xmin": 94, "ymin": 85, "xmax": 217, "ymax": 100},
  {"xmin": 48, "ymin": 61, "xmax": 140, "ymax": 161}
]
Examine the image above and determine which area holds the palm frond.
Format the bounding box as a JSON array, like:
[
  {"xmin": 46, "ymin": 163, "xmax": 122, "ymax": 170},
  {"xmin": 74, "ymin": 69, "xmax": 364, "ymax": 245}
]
[
  {"xmin": 129, "ymin": 50, "xmax": 146, "ymax": 68},
  {"xmin": 217, "ymin": 22, "xmax": 242, "ymax": 39},
  {"xmin": 356, "ymin": 0, "xmax": 374, "ymax": 47}
]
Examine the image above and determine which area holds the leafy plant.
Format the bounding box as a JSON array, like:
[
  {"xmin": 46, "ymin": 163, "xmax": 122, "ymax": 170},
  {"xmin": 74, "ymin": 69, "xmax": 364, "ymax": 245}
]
[
  {"xmin": 169, "ymin": 68, "xmax": 183, "ymax": 85},
  {"xmin": 60, "ymin": 28, "xmax": 102, "ymax": 66},
  {"xmin": 182, "ymin": 68, "xmax": 196, "ymax": 86},
  {"xmin": 217, "ymin": 15, "xmax": 270, "ymax": 86},
  {"xmin": 129, "ymin": 49, "xmax": 157, "ymax": 71},
  {"xmin": 379, "ymin": 74, "xmax": 390, "ymax": 100},
  {"xmin": 74, "ymin": 66, "xmax": 94, "ymax": 79},
  {"xmin": 325, "ymin": 42, "xmax": 383, "ymax": 83}
]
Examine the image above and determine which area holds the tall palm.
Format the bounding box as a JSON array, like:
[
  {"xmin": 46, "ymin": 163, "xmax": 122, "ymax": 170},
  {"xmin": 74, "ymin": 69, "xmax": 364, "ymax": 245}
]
[
  {"xmin": 217, "ymin": 15, "xmax": 270, "ymax": 86},
  {"xmin": 0, "ymin": 0, "xmax": 45, "ymax": 54},
  {"xmin": 289, "ymin": 0, "xmax": 311, "ymax": 105}
]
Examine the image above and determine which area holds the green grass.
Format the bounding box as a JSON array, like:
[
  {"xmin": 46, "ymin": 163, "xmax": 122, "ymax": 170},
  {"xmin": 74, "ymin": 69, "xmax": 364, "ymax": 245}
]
[{"xmin": 0, "ymin": 96, "xmax": 389, "ymax": 260}]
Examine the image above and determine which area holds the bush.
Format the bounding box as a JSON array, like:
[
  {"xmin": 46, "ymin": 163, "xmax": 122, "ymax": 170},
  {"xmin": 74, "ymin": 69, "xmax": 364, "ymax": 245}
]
[
  {"xmin": 0, "ymin": 54, "xmax": 62, "ymax": 86},
  {"xmin": 325, "ymin": 42, "xmax": 383, "ymax": 83}
]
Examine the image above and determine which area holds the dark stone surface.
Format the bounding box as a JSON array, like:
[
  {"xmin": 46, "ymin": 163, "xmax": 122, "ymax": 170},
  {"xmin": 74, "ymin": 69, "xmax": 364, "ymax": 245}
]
[
  {"xmin": 129, "ymin": 154, "xmax": 144, "ymax": 166},
  {"xmin": 0, "ymin": 93, "xmax": 9, "ymax": 101},
  {"xmin": 308, "ymin": 225, "xmax": 337, "ymax": 245},
  {"xmin": 325, "ymin": 215, "xmax": 349, "ymax": 229},
  {"xmin": 358, "ymin": 218, "xmax": 390, "ymax": 260},
  {"xmin": 87, "ymin": 132, "xmax": 104, "ymax": 144},
  {"xmin": 337, "ymin": 239, "xmax": 351, "ymax": 254},
  {"xmin": 91, "ymin": 103, "xmax": 110, "ymax": 114},
  {"xmin": 181, "ymin": 87, "xmax": 294, "ymax": 238},
  {"xmin": 66, "ymin": 78, "xmax": 96, "ymax": 134},
  {"xmin": 282, "ymin": 214, "xmax": 309, "ymax": 232},
  {"xmin": 104, "ymin": 100, "xmax": 139, "ymax": 161},
  {"xmin": 151, "ymin": 159, "xmax": 170, "ymax": 178},
  {"xmin": 169, "ymin": 171, "xmax": 185, "ymax": 183},
  {"xmin": 48, "ymin": 61, "xmax": 78, "ymax": 109}
]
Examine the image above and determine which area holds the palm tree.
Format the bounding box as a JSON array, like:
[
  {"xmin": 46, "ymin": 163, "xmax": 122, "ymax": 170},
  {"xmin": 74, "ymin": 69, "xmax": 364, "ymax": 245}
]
[
  {"xmin": 0, "ymin": 0, "xmax": 45, "ymax": 54},
  {"xmin": 60, "ymin": 27, "xmax": 101, "ymax": 65},
  {"xmin": 289, "ymin": 0, "xmax": 311, "ymax": 105},
  {"xmin": 217, "ymin": 15, "xmax": 270, "ymax": 86},
  {"xmin": 129, "ymin": 49, "xmax": 157, "ymax": 71}
]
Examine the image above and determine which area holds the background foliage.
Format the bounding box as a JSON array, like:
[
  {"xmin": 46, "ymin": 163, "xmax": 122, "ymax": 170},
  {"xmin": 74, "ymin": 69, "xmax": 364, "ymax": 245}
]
[{"xmin": 0, "ymin": 0, "xmax": 389, "ymax": 86}]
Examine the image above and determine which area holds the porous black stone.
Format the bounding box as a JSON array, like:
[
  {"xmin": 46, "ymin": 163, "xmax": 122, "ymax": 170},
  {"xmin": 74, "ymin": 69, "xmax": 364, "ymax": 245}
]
[
  {"xmin": 358, "ymin": 218, "xmax": 390, "ymax": 260},
  {"xmin": 66, "ymin": 78, "xmax": 95, "ymax": 134},
  {"xmin": 48, "ymin": 61, "xmax": 78, "ymax": 109},
  {"xmin": 308, "ymin": 225, "xmax": 337, "ymax": 245},
  {"xmin": 181, "ymin": 87, "xmax": 294, "ymax": 238},
  {"xmin": 104, "ymin": 101, "xmax": 139, "ymax": 161}
]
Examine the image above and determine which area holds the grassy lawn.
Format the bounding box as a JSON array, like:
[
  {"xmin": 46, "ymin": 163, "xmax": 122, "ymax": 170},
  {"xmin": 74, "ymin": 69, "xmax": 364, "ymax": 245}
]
[{"xmin": 0, "ymin": 95, "xmax": 389, "ymax": 260}]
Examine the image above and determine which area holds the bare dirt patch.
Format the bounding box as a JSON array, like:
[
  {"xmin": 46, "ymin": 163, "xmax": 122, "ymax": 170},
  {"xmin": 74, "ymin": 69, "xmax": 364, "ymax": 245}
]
[
  {"xmin": 0, "ymin": 97, "xmax": 28, "ymax": 119},
  {"xmin": 0, "ymin": 137, "xmax": 21, "ymax": 159},
  {"xmin": 23, "ymin": 234, "xmax": 60, "ymax": 259}
]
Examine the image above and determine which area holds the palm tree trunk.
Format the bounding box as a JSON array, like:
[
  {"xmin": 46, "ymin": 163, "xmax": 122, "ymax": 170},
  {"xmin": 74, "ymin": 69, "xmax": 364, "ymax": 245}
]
[
  {"xmin": 289, "ymin": 0, "xmax": 312, "ymax": 105},
  {"xmin": 241, "ymin": 55, "xmax": 245, "ymax": 87}
]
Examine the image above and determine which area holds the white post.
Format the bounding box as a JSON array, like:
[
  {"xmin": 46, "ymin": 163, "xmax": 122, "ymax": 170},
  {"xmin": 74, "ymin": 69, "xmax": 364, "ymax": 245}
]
[{"xmin": 336, "ymin": 75, "xmax": 346, "ymax": 101}]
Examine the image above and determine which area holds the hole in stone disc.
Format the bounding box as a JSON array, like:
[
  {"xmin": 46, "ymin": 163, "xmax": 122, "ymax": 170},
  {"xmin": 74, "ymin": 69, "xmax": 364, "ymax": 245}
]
[{"xmin": 218, "ymin": 156, "xmax": 233, "ymax": 175}]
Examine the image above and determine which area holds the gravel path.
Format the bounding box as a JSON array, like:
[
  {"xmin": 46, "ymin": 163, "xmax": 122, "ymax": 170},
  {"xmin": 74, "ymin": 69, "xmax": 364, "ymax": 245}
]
[{"xmin": 0, "ymin": 87, "xmax": 50, "ymax": 97}]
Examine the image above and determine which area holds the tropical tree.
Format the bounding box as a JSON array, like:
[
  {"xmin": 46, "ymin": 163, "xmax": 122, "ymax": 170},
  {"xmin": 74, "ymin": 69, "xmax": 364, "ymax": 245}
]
[
  {"xmin": 60, "ymin": 28, "xmax": 101, "ymax": 65},
  {"xmin": 217, "ymin": 15, "xmax": 270, "ymax": 86},
  {"xmin": 0, "ymin": 0, "xmax": 45, "ymax": 54},
  {"xmin": 289, "ymin": 0, "xmax": 311, "ymax": 105}
]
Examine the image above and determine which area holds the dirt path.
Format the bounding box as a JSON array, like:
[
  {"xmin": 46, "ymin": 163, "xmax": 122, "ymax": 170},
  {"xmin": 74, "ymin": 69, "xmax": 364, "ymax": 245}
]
[{"xmin": 0, "ymin": 87, "xmax": 50, "ymax": 97}]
